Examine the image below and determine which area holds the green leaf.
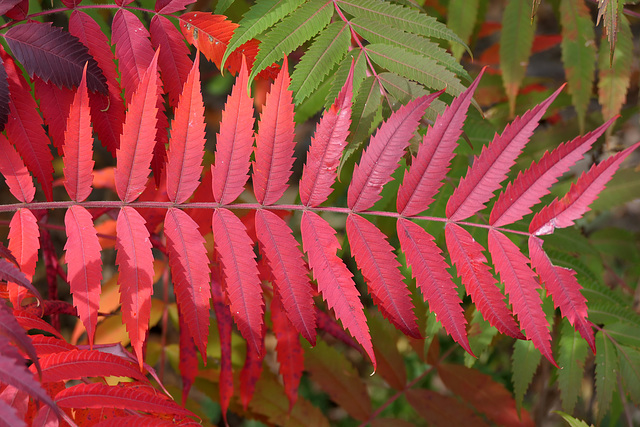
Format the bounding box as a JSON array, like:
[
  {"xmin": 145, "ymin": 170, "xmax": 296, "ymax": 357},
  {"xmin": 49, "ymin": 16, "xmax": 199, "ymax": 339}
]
[
  {"xmin": 365, "ymin": 44, "xmax": 465, "ymax": 97},
  {"xmin": 337, "ymin": 0, "xmax": 469, "ymax": 52},
  {"xmin": 595, "ymin": 331, "xmax": 618, "ymax": 423},
  {"xmin": 560, "ymin": 0, "xmax": 596, "ymax": 132},
  {"xmin": 589, "ymin": 302, "xmax": 640, "ymax": 327},
  {"xmin": 603, "ymin": 322, "xmax": 640, "ymax": 348},
  {"xmin": 554, "ymin": 411, "xmax": 592, "ymax": 427},
  {"xmin": 378, "ymin": 72, "xmax": 446, "ymax": 121},
  {"xmin": 290, "ymin": 22, "xmax": 350, "ymax": 103},
  {"xmin": 447, "ymin": 0, "xmax": 480, "ymax": 60},
  {"xmin": 512, "ymin": 339, "xmax": 542, "ymax": 411},
  {"xmin": 596, "ymin": 0, "xmax": 620, "ymax": 62},
  {"xmin": 589, "ymin": 168, "xmax": 640, "ymax": 212},
  {"xmin": 557, "ymin": 322, "xmax": 588, "ymax": 413},
  {"xmin": 617, "ymin": 344, "xmax": 640, "ymax": 404},
  {"xmin": 464, "ymin": 309, "xmax": 498, "ymax": 368},
  {"xmin": 250, "ymin": 0, "xmax": 334, "ymax": 82},
  {"xmin": 222, "ymin": 0, "xmax": 307, "ymax": 69},
  {"xmin": 325, "ymin": 48, "xmax": 368, "ymax": 109},
  {"xmin": 350, "ymin": 17, "xmax": 469, "ymax": 79},
  {"xmin": 500, "ymin": 0, "xmax": 536, "ymax": 116},
  {"xmin": 598, "ymin": 13, "xmax": 632, "ymax": 121}
]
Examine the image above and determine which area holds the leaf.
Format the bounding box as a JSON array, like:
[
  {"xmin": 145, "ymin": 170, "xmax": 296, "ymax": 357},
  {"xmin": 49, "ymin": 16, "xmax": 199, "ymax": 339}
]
[
  {"xmin": 0, "ymin": 304, "xmax": 41, "ymax": 376},
  {"xmin": 29, "ymin": 335, "xmax": 75, "ymax": 355},
  {"xmin": 155, "ymin": 0, "xmax": 196, "ymax": 14},
  {"xmin": 348, "ymin": 93, "xmax": 439, "ymax": 212},
  {"xmin": 213, "ymin": 208, "xmax": 264, "ymax": 355},
  {"xmin": 618, "ymin": 344, "xmax": 640, "ymax": 405},
  {"xmin": 594, "ymin": 332, "xmax": 617, "ymax": 422},
  {"xmin": 447, "ymin": 0, "xmax": 480, "ymax": 60},
  {"xmin": 65, "ymin": 205, "xmax": 103, "ymax": 347},
  {"xmin": 555, "ymin": 411, "xmax": 592, "ymax": 427},
  {"xmin": 406, "ymin": 389, "xmax": 491, "ymax": 427},
  {"xmin": 165, "ymin": 208, "xmax": 211, "ymax": 359},
  {"xmin": 32, "ymin": 79, "xmax": 74, "ymax": 157},
  {"xmin": 530, "ymin": 141, "xmax": 640, "ymax": 235},
  {"xmin": 115, "ymin": 50, "xmax": 160, "ymax": 203},
  {"xmin": 240, "ymin": 342, "xmax": 265, "ymax": 410},
  {"xmin": 343, "ymin": 75, "xmax": 381, "ymax": 169},
  {"xmin": 0, "ymin": 135, "xmax": 35, "ymax": 203},
  {"xmin": 62, "ymin": 64, "xmax": 94, "ymax": 203},
  {"xmin": 301, "ymin": 211, "xmax": 375, "ymax": 367},
  {"xmin": 598, "ymin": 13, "xmax": 632, "ymax": 121},
  {"xmin": 529, "ymin": 236, "xmax": 595, "ymax": 351},
  {"xmin": 557, "ymin": 322, "xmax": 588, "ymax": 413},
  {"xmin": 0, "ymin": 399, "xmax": 26, "ymax": 427},
  {"xmin": 255, "ymin": 209, "xmax": 316, "ymax": 343},
  {"xmin": 445, "ymin": 223, "xmax": 524, "ymax": 339},
  {"xmin": 177, "ymin": 304, "xmax": 198, "ymax": 406},
  {"xmin": 300, "ymin": 63, "xmax": 354, "ymax": 207},
  {"xmin": 488, "ymin": 229, "xmax": 555, "ymax": 365},
  {"xmin": 560, "ymin": 0, "xmax": 596, "ymax": 132},
  {"xmin": 8, "ymin": 209, "xmax": 40, "ymax": 306},
  {"xmin": 4, "ymin": 22, "xmax": 107, "ymax": 94},
  {"xmin": 491, "ymin": 117, "xmax": 614, "ymax": 227},
  {"xmin": 0, "ymin": 0, "xmax": 21, "ymax": 15},
  {"xmin": 368, "ymin": 313, "xmax": 406, "ymax": 390},
  {"xmin": 13, "ymin": 309, "xmax": 63, "ymax": 339},
  {"xmin": 597, "ymin": 0, "xmax": 620, "ymax": 61},
  {"xmin": 347, "ymin": 215, "xmax": 419, "ymax": 338},
  {"xmin": 447, "ymin": 86, "xmax": 563, "ymax": 222},
  {"xmin": 55, "ymin": 383, "xmax": 194, "ymax": 416},
  {"xmin": 250, "ymin": 0, "xmax": 334, "ymax": 82},
  {"xmin": 512, "ymin": 339, "xmax": 542, "ymax": 410},
  {"xmin": 0, "ymin": 259, "xmax": 40, "ymax": 303},
  {"xmin": 0, "ymin": 55, "xmax": 8, "ymax": 132},
  {"xmin": 500, "ymin": 0, "xmax": 536, "ymax": 115},
  {"xmin": 398, "ymin": 218, "xmax": 471, "ymax": 353},
  {"xmin": 305, "ymin": 339, "xmax": 372, "ymax": 421},
  {"xmin": 116, "ymin": 207, "xmax": 155, "ymax": 368},
  {"xmin": 290, "ymin": 22, "xmax": 350, "ymax": 103},
  {"xmin": 38, "ymin": 349, "xmax": 149, "ymax": 383},
  {"xmin": 397, "ymin": 69, "xmax": 484, "ymax": 217},
  {"xmin": 166, "ymin": 54, "xmax": 206, "ymax": 204},
  {"xmin": 212, "ymin": 57, "xmax": 255, "ymax": 204},
  {"xmin": 253, "ymin": 56, "xmax": 297, "ymax": 206},
  {"xmin": 210, "ymin": 269, "xmax": 233, "ymax": 421}
]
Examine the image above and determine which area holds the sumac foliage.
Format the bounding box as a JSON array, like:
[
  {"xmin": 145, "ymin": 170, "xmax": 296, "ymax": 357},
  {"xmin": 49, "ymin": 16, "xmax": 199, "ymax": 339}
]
[{"xmin": 0, "ymin": 0, "xmax": 639, "ymax": 426}]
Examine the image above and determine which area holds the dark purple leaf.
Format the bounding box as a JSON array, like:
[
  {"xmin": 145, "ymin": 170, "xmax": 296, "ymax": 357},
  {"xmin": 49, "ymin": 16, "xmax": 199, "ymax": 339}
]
[
  {"xmin": 0, "ymin": 55, "xmax": 8, "ymax": 132},
  {"xmin": 0, "ymin": 258, "xmax": 43, "ymax": 304},
  {"xmin": 0, "ymin": 0, "xmax": 22, "ymax": 16}
]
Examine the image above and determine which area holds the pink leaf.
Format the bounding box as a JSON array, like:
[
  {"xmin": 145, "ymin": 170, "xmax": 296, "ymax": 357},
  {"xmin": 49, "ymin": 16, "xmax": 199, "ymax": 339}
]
[
  {"xmin": 115, "ymin": 50, "xmax": 160, "ymax": 203},
  {"xmin": 299, "ymin": 62, "xmax": 354, "ymax": 207},
  {"xmin": 13, "ymin": 309, "xmax": 63, "ymax": 339},
  {"xmin": 213, "ymin": 208, "xmax": 264, "ymax": 355},
  {"xmin": 488, "ymin": 229, "xmax": 556, "ymax": 365},
  {"xmin": 530, "ymin": 141, "xmax": 640, "ymax": 235},
  {"xmin": 491, "ymin": 117, "xmax": 615, "ymax": 227},
  {"xmin": 33, "ymin": 78, "xmax": 74, "ymax": 157},
  {"xmin": 529, "ymin": 236, "xmax": 595, "ymax": 352},
  {"xmin": 65, "ymin": 205, "xmax": 103, "ymax": 347},
  {"xmin": 8, "ymin": 209, "xmax": 40, "ymax": 307},
  {"xmin": 166, "ymin": 53, "xmax": 206, "ymax": 204},
  {"xmin": 447, "ymin": 86, "xmax": 564, "ymax": 221},
  {"xmin": 397, "ymin": 70, "xmax": 485, "ymax": 216},
  {"xmin": 212, "ymin": 57, "xmax": 255, "ymax": 204},
  {"xmin": 397, "ymin": 219, "xmax": 471, "ymax": 353},
  {"xmin": 38, "ymin": 349, "xmax": 149, "ymax": 383},
  {"xmin": 164, "ymin": 208, "xmax": 211, "ymax": 359},
  {"xmin": 0, "ymin": 134, "xmax": 35, "ymax": 203},
  {"xmin": 255, "ymin": 209, "xmax": 316, "ymax": 344},
  {"xmin": 445, "ymin": 223, "xmax": 524, "ymax": 339},
  {"xmin": 0, "ymin": 260, "xmax": 41, "ymax": 304},
  {"xmin": 253, "ymin": 56, "xmax": 296, "ymax": 205},
  {"xmin": 155, "ymin": 0, "xmax": 196, "ymax": 14},
  {"xmin": 348, "ymin": 92, "xmax": 440, "ymax": 212},
  {"xmin": 116, "ymin": 207, "xmax": 155, "ymax": 367},
  {"xmin": 301, "ymin": 211, "xmax": 375, "ymax": 368},
  {"xmin": 62, "ymin": 64, "xmax": 94, "ymax": 202},
  {"xmin": 347, "ymin": 215, "xmax": 420, "ymax": 338}
]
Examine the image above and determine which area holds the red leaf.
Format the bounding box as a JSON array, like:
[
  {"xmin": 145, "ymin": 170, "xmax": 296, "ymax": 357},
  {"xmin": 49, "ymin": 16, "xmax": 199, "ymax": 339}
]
[
  {"xmin": 213, "ymin": 208, "xmax": 264, "ymax": 355},
  {"xmin": 491, "ymin": 117, "xmax": 615, "ymax": 227},
  {"xmin": 155, "ymin": 0, "xmax": 196, "ymax": 14},
  {"xmin": 1, "ymin": 47, "xmax": 54, "ymax": 201},
  {"xmin": 116, "ymin": 207, "xmax": 155, "ymax": 367},
  {"xmin": 212, "ymin": 57, "xmax": 255, "ymax": 204},
  {"xmin": 178, "ymin": 12, "xmax": 237, "ymax": 70},
  {"xmin": 63, "ymin": 64, "xmax": 94, "ymax": 202},
  {"xmin": 397, "ymin": 70, "xmax": 485, "ymax": 217},
  {"xmin": 0, "ymin": 134, "xmax": 35, "ymax": 203},
  {"xmin": 210, "ymin": 268, "xmax": 233, "ymax": 421},
  {"xmin": 300, "ymin": 211, "xmax": 375, "ymax": 368},
  {"xmin": 406, "ymin": 389, "xmax": 491, "ymax": 427},
  {"xmin": 0, "ymin": 0, "xmax": 21, "ymax": 15},
  {"xmin": 55, "ymin": 383, "xmax": 193, "ymax": 416},
  {"xmin": 0, "ymin": 304, "xmax": 41, "ymax": 376},
  {"xmin": 4, "ymin": 22, "xmax": 107, "ymax": 94},
  {"xmin": 0, "ymin": 260, "xmax": 41, "ymax": 304},
  {"xmin": 92, "ymin": 416, "xmax": 177, "ymax": 427},
  {"xmin": 271, "ymin": 291, "xmax": 303, "ymax": 410},
  {"xmin": 178, "ymin": 305, "xmax": 198, "ymax": 406},
  {"xmin": 33, "ymin": 78, "xmax": 74, "ymax": 157},
  {"xmin": 348, "ymin": 215, "xmax": 420, "ymax": 339},
  {"xmin": 8, "ymin": 209, "xmax": 40, "ymax": 307},
  {"xmin": 315, "ymin": 307, "xmax": 361, "ymax": 352},
  {"xmin": 299, "ymin": 63, "xmax": 354, "ymax": 207},
  {"xmin": 150, "ymin": 15, "xmax": 193, "ymax": 108},
  {"xmin": 115, "ymin": 50, "xmax": 160, "ymax": 202},
  {"xmin": 348, "ymin": 93, "xmax": 440, "ymax": 212},
  {"xmin": 253, "ymin": 56, "xmax": 296, "ymax": 205},
  {"xmin": 69, "ymin": 10, "xmax": 125, "ymax": 156},
  {"xmin": 530, "ymin": 141, "xmax": 640, "ymax": 235},
  {"xmin": 529, "ymin": 236, "xmax": 595, "ymax": 352},
  {"xmin": 488, "ymin": 229, "xmax": 555, "ymax": 365},
  {"xmin": 255, "ymin": 209, "xmax": 316, "ymax": 344},
  {"xmin": 240, "ymin": 342, "xmax": 265, "ymax": 410},
  {"xmin": 397, "ymin": 219, "xmax": 470, "ymax": 353},
  {"xmin": 0, "ymin": 55, "xmax": 9, "ymax": 132},
  {"xmin": 447, "ymin": 85, "xmax": 564, "ymax": 221},
  {"xmin": 0, "ymin": 398, "xmax": 26, "ymax": 427},
  {"xmin": 64, "ymin": 205, "xmax": 103, "ymax": 347},
  {"xmin": 166, "ymin": 53, "xmax": 206, "ymax": 204},
  {"xmin": 4, "ymin": 0, "xmax": 27, "ymax": 21},
  {"xmin": 38, "ymin": 349, "xmax": 149, "ymax": 383},
  {"xmin": 29, "ymin": 335, "xmax": 75, "ymax": 355},
  {"xmin": 164, "ymin": 208, "xmax": 211, "ymax": 359},
  {"xmin": 445, "ymin": 223, "xmax": 524, "ymax": 339},
  {"xmin": 32, "ymin": 405, "xmax": 58, "ymax": 427},
  {"xmin": 13, "ymin": 309, "xmax": 63, "ymax": 339}
]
